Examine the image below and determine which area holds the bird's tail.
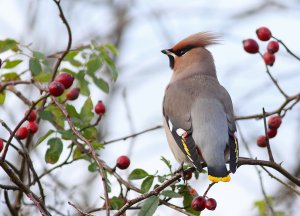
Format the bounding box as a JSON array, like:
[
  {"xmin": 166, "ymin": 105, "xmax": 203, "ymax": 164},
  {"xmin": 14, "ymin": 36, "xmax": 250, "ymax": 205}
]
[{"xmin": 207, "ymin": 165, "xmax": 231, "ymax": 183}]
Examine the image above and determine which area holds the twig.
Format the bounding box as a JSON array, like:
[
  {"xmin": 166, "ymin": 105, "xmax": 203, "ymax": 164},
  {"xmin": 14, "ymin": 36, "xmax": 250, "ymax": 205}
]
[
  {"xmin": 259, "ymin": 52, "xmax": 288, "ymax": 98},
  {"xmin": 37, "ymin": 145, "xmax": 76, "ymax": 180},
  {"xmin": 104, "ymin": 125, "xmax": 162, "ymax": 145},
  {"xmin": 68, "ymin": 202, "xmax": 92, "ymax": 216},
  {"xmin": 114, "ymin": 170, "xmax": 185, "ymax": 216},
  {"xmin": 257, "ymin": 168, "xmax": 276, "ymax": 216},
  {"xmin": 0, "ymin": 184, "xmax": 21, "ymax": 191},
  {"xmin": 261, "ymin": 166, "xmax": 300, "ymax": 196},
  {"xmin": 235, "ymin": 93, "xmax": 300, "ymax": 120},
  {"xmin": 272, "ymin": 36, "xmax": 300, "ymax": 61},
  {"xmin": 4, "ymin": 190, "xmax": 17, "ymax": 216},
  {"xmin": 0, "ymin": 93, "xmax": 49, "ymax": 161},
  {"xmin": 53, "ymin": 98, "xmax": 110, "ymax": 215},
  {"xmin": 238, "ymin": 158, "xmax": 300, "ymax": 186},
  {"xmin": 51, "ymin": 0, "xmax": 72, "ymax": 81},
  {"xmin": 7, "ymin": 85, "xmax": 32, "ymax": 106},
  {"xmin": 263, "ymin": 108, "xmax": 274, "ymax": 162},
  {"xmin": 80, "ymin": 115, "xmax": 102, "ymax": 132},
  {"xmin": 203, "ymin": 182, "xmax": 216, "ymax": 198},
  {"xmin": 160, "ymin": 200, "xmax": 194, "ymax": 216},
  {"xmin": 0, "ymin": 80, "xmax": 32, "ymax": 92},
  {"xmin": 238, "ymin": 124, "xmax": 275, "ymax": 215},
  {"xmin": 0, "ymin": 160, "xmax": 50, "ymax": 215}
]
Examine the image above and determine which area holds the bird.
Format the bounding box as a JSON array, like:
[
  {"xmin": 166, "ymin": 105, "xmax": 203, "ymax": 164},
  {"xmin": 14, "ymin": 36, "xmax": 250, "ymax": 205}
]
[{"xmin": 161, "ymin": 32, "xmax": 238, "ymax": 183}]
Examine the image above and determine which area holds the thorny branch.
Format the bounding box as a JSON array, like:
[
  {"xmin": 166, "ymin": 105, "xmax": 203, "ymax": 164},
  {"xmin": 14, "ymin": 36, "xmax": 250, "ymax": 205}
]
[{"xmin": 52, "ymin": 98, "xmax": 110, "ymax": 216}]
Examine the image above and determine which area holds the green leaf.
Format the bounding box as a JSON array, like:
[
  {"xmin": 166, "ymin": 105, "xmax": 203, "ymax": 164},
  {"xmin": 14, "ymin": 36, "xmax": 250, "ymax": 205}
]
[
  {"xmin": 29, "ymin": 58, "xmax": 42, "ymax": 76},
  {"xmin": 40, "ymin": 106, "xmax": 65, "ymax": 128},
  {"xmin": 0, "ymin": 91, "xmax": 6, "ymax": 105},
  {"xmin": 3, "ymin": 60, "xmax": 22, "ymax": 69},
  {"xmin": 110, "ymin": 196, "xmax": 125, "ymax": 210},
  {"xmin": 104, "ymin": 44, "xmax": 119, "ymax": 55},
  {"xmin": 128, "ymin": 169, "xmax": 149, "ymax": 180},
  {"xmin": 80, "ymin": 97, "xmax": 94, "ymax": 125},
  {"xmin": 45, "ymin": 138, "xmax": 63, "ymax": 164},
  {"xmin": 76, "ymin": 70, "xmax": 90, "ymax": 96},
  {"xmin": 138, "ymin": 195, "xmax": 159, "ymax": 216},
  {"xmin": 141, "ymin": 176, "xmax": 154, "ymax": 193},
  {"xmin": 0, "ymin": 39, "xmax": 19, "ymax": 52},
  {"xmin": 92, "ymin": 141, "xmax": 104, "ymax": 150},
  {"xmin": 93, "ymin": 77, "xmax": 109, "ymax": 93},
  {"xmin": 58, "ymin": 129, "xmax": 76, "ymax": 140},
  {"xmin": 73, "ymin": 147, "xmax": 83, "ymax": 160},
  {"xmin": 88, "ymin": 162, "xmax": 98, "ymax": 172},
  {"xmin": 33, "ymin": 51, "xmax": 46, "ymax": 60},
  {"xmin": 158, "ymin": 175, "xmax": 166, "ymax": 183},
  {"xmin": 34, "ymin": 72, "xmax": 52, "ymax": 82},
  {"xmin": 83, "ymin": 127, "xmax": 97, "ymax": 140},
  {"xmin": 160, "ymin": 156, "xmax": 172, "ymax": 173},
  {"xmin": 161, "ymin": 190, "xmax": 182, "ymax": 198},
  {"xmin": 87, "ymin": 57, "xmax": 102, "ymax": 76},
  {"xmin": 66, "ymin": 104, "xmax": 83, "ymax": 127},
  {"xmin": 102, "ymin": 54, "xmax": 118, "ymax": 81},
  {"xmin": 35, "ymin": 130, "xmax": 55, "ymax": 147},
  {"xmin": 1, "ymin": 72, "xmax": 20, "ymax": 81}
]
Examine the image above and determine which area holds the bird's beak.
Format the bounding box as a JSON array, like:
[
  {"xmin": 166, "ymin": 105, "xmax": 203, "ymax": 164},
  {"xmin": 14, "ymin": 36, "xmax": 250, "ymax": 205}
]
[{"xmin": 161, "ymin": 49, "xmax": 171, "ymax": 55}]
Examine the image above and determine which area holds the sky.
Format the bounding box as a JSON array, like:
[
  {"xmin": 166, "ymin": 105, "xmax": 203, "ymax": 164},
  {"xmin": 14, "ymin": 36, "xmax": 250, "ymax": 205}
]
[{"xmin": 0, "ymin": 0, "xmax": 300, "ymax": 215}]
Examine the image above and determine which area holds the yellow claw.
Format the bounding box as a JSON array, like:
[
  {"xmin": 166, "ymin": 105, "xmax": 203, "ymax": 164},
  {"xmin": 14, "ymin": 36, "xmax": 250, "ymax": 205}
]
[{"xmin": 208, "ymin": 175, "xmax": 231, "ymax": 183}]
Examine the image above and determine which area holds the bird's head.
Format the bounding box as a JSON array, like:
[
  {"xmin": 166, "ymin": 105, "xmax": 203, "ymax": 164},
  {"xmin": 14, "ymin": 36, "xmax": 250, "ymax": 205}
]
[{"xmin": 162, "ymin": 32, "xmax": 219, "ymax": 77}]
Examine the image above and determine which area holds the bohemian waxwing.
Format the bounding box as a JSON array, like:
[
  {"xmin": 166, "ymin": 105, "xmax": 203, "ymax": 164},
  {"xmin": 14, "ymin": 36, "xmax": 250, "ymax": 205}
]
[{"xmin": 161, "ymin": 32, "xmax": 238, "ymax": 183}]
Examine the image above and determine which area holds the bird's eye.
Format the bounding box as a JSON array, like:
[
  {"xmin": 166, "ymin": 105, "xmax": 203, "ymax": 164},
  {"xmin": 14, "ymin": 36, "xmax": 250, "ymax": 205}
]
[{"xmin": 175, "ymin": 47, "xmax": 192, "ymax": 56}]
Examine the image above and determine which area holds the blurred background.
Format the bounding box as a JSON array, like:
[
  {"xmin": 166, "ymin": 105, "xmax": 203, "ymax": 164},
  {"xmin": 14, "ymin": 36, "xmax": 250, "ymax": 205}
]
[{"xmin": 0, "ymin": 0, "xmax": 300, "ymax": 215}]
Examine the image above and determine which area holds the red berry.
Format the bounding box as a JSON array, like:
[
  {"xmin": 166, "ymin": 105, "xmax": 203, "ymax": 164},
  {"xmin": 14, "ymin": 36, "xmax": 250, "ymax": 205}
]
[
  {"xmin": 66, "ymin": 87, "xmax": 80, "ymax": 100},
  {"xmin": 268, "ymin": 116, "xmax": 282, "ymax": 129},
  {"xmin": 267, "ymin": 41, "xmax": 279, "ymax": 54},
  {"xmin": 263, "ymin": 52, "xmax": 275, "ymax": 66},
  {"xmin": 95, "ymin": 100, "xmax": 106, "ymax": 115},
  {"xmin": 0, "ymin": 139, "xmax": 3, "ymax": 152},
  {"xmin": 16, "ymin": 127, "xmax": 29, "ymax": 140},
  {"xmin": 27, "ymin": 121, "xmax": 38, "ymax": 134},
  {"xmin": 183, "ymin": 170, "xmax": 193, "ymax": 180},
  {"xmin": 56, "ymin": 72, "xmax": 74, "ymax": 89},
  {"xmin": 205, "ymin": 198, "xmax": 217, "ymax": 210},
  {"xmin": 243, "ymin": 39, "xmax": 259, "ymax": 54},
  {"xmin": 48, "ymin": 81, "xmax": 65, "ymax": 97},
  {"xmin": 256, "ymin": 27, "xmax": 272, "ymax": 41},
  {"xmin": 25, "ymin": 109, "xmax": 37, "ymax": 122},
  {"xmin": 116, "ymin": 155, "xmax": 130, "ymax": 170},
  {"xmin": 257, "ymin": 135, "xmax": 267, "ymax": 148},
  {"xmin": 267, "ymin": 128, "xmax": 277, "ymax": 138},
  {"xmin": 191, "ymin": 196, "xmax": 206, "ymax": 211}
]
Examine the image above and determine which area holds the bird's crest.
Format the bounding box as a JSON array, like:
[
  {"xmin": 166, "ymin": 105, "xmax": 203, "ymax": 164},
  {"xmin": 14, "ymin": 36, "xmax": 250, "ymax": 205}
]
[{"xmin": 171, "ymin": 32, "xmax": 220, "ymax": 52}]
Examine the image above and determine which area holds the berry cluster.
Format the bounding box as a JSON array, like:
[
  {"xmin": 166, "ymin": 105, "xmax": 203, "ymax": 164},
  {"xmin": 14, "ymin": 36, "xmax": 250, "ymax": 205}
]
[
  {"xmin": 15, "ymin": 110, "xmax": 39, "ymax": 140},
  {"xmin": 257, "ymin": 115, "xmax": 282, "ymax": 147},
  {"xmin": 243, "ymin": 27, "xmax": 279, "ymax": 66},
  {"xmin": 48, "ymin": 72, "xmax": 106, "ymax": 116},
  {"xmin": 192, "ymin": 196, "xmax": 217, "ymax": 212},
  {"xmin": 48, "ymin": 72, "xmax": 77, "ymax": 98}
]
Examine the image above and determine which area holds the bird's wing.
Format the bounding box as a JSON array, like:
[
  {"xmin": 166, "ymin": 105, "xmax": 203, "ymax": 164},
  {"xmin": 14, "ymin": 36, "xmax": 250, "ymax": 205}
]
[
  {"xmin": 219, "ymin": 86, "xmax": 239, "ymax": 173},
  {"xmin": 163, "ymin": 82, "xmax": 203, "ymax": 172}
]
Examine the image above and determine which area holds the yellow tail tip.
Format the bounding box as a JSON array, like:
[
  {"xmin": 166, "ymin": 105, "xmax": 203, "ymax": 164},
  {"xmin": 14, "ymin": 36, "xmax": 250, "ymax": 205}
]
[{"xmin": 208, "ymin": 175, "xmax": 231, "ymax": 183}]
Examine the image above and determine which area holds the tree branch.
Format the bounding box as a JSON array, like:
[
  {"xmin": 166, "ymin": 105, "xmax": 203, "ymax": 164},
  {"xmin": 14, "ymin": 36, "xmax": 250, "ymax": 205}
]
[
  {"xmin": 52, "ymin": 97, "xmax": 110, "ymax": 215},
  {"xmin": 51, "ymin": 0, "xmax": 72, "ymax": 81}
]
